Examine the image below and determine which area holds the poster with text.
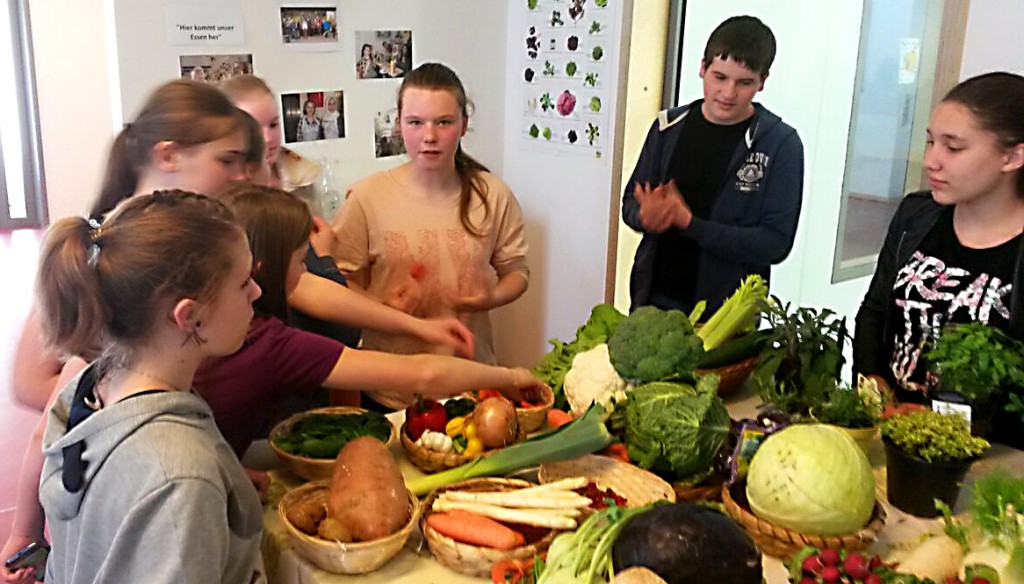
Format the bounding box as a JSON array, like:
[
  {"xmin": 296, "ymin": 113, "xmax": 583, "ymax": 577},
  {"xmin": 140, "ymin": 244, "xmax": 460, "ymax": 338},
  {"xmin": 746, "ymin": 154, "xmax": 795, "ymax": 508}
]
[{"xmin": 520, "ymin": 0, "xmax": 613, "ymax": 157}]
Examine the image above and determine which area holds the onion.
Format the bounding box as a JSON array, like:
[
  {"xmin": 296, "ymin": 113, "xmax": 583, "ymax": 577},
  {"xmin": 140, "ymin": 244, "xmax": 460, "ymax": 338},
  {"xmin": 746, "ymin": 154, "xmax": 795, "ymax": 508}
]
[{"xmin": 473, "ymin": 397, "xmax": 518, "ymax": 448}]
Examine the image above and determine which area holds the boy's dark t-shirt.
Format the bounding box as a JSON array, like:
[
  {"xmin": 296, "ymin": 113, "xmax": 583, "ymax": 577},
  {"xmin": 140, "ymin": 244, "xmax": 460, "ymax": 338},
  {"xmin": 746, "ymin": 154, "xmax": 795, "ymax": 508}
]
[
  {"xmin": 649, "ymin": 106, "xmax": 751, "ymax": 312},
  {"xmin": 887, "ymin": 206, "xmax": 1019, "ymax": 402}
]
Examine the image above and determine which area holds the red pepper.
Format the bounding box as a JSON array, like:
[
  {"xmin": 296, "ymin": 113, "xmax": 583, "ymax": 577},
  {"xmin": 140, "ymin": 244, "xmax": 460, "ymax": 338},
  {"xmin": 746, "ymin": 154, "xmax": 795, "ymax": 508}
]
[
  {"xmin": 405, "ymin": 395, "xmax": 448, "ymax": 441},
  {"xmin": 475, "ymin": 388, "xmax": 503, "ymax": 401}
]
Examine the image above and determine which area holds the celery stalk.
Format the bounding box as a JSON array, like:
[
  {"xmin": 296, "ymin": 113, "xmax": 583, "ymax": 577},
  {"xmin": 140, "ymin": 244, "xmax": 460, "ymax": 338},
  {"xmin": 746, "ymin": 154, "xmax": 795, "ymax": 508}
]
[
  {"xmin": 406, "ymin": 405, "xmax": 613, "ymax": 496},
  {"xmin": 698, "ymin": 274, "xmax": 767, "ymax": 350}
]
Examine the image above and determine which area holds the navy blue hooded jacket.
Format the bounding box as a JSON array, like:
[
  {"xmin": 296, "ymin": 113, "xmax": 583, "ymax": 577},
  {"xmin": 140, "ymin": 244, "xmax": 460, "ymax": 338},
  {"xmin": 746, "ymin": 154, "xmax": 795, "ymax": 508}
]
[{"xmin": 622, "ymin": 100, "xmax": 804, "ymax": 313}]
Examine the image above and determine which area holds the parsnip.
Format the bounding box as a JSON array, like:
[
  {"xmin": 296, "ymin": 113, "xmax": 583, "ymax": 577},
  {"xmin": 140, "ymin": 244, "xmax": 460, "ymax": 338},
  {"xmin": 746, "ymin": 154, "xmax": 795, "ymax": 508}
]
[
  {"xmin": 897, "ymin": 534, "xmax": 964, "ymax": 581},
  {"xmin": 439, "ymin": 490, "xmax": 592, "ymax": 509},
  {"xmin": 430, "ymin": 500, "xmax": 579, "ymax": 529},
  {"xmin": 516, "ymin": 477, "xmax": 589, "ymax": 494}
]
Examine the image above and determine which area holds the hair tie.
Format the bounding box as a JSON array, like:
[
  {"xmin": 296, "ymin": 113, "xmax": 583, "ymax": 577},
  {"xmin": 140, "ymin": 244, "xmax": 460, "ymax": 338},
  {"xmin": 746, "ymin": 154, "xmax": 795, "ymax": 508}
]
[{"xmin": 87, "ymin": 218, "xmax": 102, "ymax": 266}]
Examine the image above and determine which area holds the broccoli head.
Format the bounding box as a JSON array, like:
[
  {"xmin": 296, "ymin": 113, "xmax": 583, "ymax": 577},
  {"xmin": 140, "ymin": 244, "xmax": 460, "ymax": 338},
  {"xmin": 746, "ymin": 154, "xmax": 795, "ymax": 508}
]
[{"xmin": 607, "ymin": 306, "xmax": 705, "ymax": 383}]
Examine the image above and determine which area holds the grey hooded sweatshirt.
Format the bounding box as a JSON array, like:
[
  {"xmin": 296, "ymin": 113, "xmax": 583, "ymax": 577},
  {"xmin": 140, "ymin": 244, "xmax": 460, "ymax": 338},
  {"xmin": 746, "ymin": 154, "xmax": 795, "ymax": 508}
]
[{"xmin": 40, "ymin": 365, "xmax": 265, "ymax": 584}]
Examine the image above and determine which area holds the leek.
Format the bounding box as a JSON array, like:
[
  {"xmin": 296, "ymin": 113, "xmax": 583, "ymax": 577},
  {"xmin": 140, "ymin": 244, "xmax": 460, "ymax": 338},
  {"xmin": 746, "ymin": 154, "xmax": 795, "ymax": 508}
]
[
  {"xmin": 697, "ymin": 274, "xmax": 767, "ymax": 351},
  {"xmin": 406, "ymin": 404, "xmax": 613, "ymax": 496}
]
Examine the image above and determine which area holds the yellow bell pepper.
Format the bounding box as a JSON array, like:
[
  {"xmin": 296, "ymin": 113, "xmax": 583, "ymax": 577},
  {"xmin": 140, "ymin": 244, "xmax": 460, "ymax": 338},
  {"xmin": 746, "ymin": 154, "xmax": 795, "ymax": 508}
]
[
  {"xmin": 445, "ymin": 417, "xmax": 466, "ymax": 437},
  {"xmin": 463, "ymin": 422, "xmax": 477, "ymax": 441},
  {"xmin": 463, "ymin": 437, "xmax": 484, "ymax": 457}
]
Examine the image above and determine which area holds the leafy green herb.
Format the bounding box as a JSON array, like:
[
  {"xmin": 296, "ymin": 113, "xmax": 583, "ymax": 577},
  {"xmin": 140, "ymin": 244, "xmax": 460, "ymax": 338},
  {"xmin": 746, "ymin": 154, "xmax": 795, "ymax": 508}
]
[
  {"xmin": 584, "ymin": 72, "xmax": 598, "ymax": 87},
  {"xmin": 273, "ymin": 412, "xmax": 391, "ymax": 458},
  {"xmin": 528, "ymin": 124, "xmax": 540, "ymax": 138},
  {"xmin": 565, "ymin": 61, "xmax": 578, "ymax": 77},
  {"xmin": 813, "ymin": 385, "xmax": 880, "ymax": 429},
  {"xmin": 881, "ymin": 409, "xmax": 989, "ymax": 462},
  {"xmin": 926, "ymin": 322, "xmax": 1024, "ymax": 413},
  {"xmin": 543, "ymin": 60, "xmax": 555, "ymax": 76},
  {"xmin": 969, "ymin": 467, "xmax": 1024, "ymax": 547},
  {"xmin": 752, "ymin": 296, "xmax": 847, "ymax": 418},
  {"xmin": 589, "ymin": 21, "xmax": 602, "ymax": 34},
  {"xmin": 586, "ymin": 122, "xmax": 599, "ymax": 145},
  {"xmin": 591, "ymin": 45, "xmax": 604, "ymax": 60},
  {"xmin": 540, "ymin": 92, "xmax": 554, "ymax": 111}
]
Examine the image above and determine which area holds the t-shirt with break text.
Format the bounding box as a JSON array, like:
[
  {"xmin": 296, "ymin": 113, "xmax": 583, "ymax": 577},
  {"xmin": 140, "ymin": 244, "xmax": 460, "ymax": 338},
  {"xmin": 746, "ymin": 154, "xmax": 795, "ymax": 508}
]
[
  {"xmin": 887, "ymin": 206, "xmax": 1019, "ymax": 399},
  {"xmin": 193, "ymin": 316, "xmax": 344, "ymax": 457}
]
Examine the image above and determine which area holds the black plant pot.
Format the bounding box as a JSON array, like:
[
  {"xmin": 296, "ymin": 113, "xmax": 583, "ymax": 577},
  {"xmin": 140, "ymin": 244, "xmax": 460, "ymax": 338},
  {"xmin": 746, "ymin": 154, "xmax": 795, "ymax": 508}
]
[{"xmin": 883, "ymin": 439, "xmax": 974, "ymax": 518}]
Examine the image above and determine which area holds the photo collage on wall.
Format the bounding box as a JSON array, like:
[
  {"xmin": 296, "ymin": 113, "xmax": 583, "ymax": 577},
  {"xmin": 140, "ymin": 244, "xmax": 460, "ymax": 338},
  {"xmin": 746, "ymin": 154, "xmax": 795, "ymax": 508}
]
[
  {"xmin": 521, "ymin": 0, "xmax": 613, "ymax": 156},
  {"xmin": 175, "ymin": 5, "xmax": 415, "ymax": 157}
]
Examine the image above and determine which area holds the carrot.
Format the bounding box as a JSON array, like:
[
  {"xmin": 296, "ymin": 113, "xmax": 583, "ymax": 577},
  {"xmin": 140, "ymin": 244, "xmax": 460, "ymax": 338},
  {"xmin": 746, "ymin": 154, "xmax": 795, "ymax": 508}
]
[
  {"xmin": 546, "ymin": 409, "xmax": 574, "ymax": 429},
  {"xmin": 427, "ymin": 510, "xmax": 525, "ymax": 550},
  {"xmin": 600, "ymin": 443, "xmax": 630, "ymax": 463},
  {"xmin": 491, "ymin": 558, "xmax": 532, "ymax": 584}
]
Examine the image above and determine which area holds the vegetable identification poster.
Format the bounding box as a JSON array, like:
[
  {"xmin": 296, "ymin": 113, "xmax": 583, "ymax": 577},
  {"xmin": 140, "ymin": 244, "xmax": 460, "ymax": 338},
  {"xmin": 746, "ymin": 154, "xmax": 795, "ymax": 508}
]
[{"xmin": 520, "ymin": 0, "xmax": 614, "ymax": 157}]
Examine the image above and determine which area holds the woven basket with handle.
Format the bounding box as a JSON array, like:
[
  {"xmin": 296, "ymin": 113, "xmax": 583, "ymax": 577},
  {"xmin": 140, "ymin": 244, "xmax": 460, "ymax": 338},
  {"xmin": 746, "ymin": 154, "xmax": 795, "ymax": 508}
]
[
  {"xmin": 538, "ymin": 454, "xmax": 676, "ymax": 508},
  {"xmin": 421, "ymin": 477, "xmax": 560, "ymax": 577}
]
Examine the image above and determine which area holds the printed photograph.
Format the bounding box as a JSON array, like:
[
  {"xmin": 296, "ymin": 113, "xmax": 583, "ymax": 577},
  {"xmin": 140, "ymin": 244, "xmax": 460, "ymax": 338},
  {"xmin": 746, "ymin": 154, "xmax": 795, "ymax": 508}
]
[
  {"xmin": 354, "ymin": 30, "xmax": 413, "ymax": 79},
  {"xmin": 280, "ymin": 7, "xmax": 338, "ymax": 44},
  {"xmin": 373, "ymin": 109, "xmax": 406, "ymax": 158},
  {"xmin": 178, "ymin": 54, "xmax": 253, "ymax": 84},
  {"xmin": 281, "ymin": 90, "xmax": 345, "ymax": 144}
]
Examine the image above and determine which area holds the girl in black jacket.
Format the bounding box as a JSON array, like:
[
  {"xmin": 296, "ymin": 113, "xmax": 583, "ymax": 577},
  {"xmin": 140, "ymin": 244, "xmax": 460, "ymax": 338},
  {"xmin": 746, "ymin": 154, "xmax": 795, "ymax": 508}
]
[{"xmin": 854, "ymin": 72, "xmax": 1024, "ymax": 447}]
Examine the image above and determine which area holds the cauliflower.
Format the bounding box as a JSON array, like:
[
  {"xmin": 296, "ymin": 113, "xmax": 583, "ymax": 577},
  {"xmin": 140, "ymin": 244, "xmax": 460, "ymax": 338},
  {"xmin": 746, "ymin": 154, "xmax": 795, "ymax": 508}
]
[
  {"xmin": 607, "ymin": 306, "xmax": 705, "ymax": 383},
  {"xmin": 563, "ymin": 343, "xmax": 630, "ymax": 417}
]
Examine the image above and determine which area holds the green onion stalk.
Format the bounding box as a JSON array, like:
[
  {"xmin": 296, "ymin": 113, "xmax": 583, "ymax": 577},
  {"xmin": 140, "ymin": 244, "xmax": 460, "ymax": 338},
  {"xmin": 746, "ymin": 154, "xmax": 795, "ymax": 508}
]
[{"xmin": 406, "ymin": 405, "xmax": 613, "ymax": 496}]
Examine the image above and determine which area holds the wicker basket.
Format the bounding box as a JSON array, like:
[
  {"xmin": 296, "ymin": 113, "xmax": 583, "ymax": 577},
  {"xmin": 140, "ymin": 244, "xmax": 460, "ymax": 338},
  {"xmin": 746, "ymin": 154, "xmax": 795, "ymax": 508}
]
[
  {"xmin": 672, "ymin": 479, "xmax": 725, "ymax": 502},
  {"xmin": 269, "ymin": 406, "xmax": 398, "ymax": 481},
  {"xmin": 421, "ymin": 477, "xmax": 560, "ymax": 577},
  {"xmin": 721, "ymin": 482, "xmax": 887, "ymax": 559},
  {"xmin": 538, "ymin": 455, "xmax": 676, "ymax": 507},
  {"xmin": 401, "ymin": 422, "xmax": 527, "ymax": 473},
  {"xmin": 277, "ymin": 480, "xmax": 420, "ymax": 574},
  {"xmin": 516, "ymin": 385, "xmax": 555, "ymax": 433},
  {"xmin": 695, "ymin": 355, "xmax": 759, "ymax": 398}
]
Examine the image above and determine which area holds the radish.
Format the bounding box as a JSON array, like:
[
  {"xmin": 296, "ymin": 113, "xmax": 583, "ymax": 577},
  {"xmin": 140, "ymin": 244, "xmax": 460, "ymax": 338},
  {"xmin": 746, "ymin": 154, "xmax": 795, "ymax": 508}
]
[
  {"xmin": 821, "ymin": 565, "xmax": 841, "ymax": 583},
  {"xmin": 843, "ymin": 552, "xmax": 871, "ymax": 579},
  {"xmin": 819, "ymin": 549, "xmax": 840, "ymax": 566}
]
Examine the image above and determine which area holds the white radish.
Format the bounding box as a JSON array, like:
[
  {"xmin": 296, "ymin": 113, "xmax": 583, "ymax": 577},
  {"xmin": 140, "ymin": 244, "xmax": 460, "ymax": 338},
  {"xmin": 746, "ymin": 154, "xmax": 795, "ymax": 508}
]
[{"xmin": 516, "ymin": 477, "xmax": 589, "ymax": 494}]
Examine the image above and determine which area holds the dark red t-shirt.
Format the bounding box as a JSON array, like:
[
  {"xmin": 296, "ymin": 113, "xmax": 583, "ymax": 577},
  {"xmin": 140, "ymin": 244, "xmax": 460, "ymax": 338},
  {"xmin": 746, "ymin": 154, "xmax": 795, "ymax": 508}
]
[{"xmin": 193, "ymin": 316, "xmax": 344, "ymax": 457}]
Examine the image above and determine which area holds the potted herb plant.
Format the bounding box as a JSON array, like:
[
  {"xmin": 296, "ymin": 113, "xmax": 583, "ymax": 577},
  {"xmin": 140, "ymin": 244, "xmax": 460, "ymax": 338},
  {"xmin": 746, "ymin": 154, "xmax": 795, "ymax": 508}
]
[
  {"xmin": 752, "ymin": 297, "xmax": 848, "ymax": 419},
  {"xmin": 812, "ymin": 375, "xmax": 885, "ymax": 452},
  {"xmin": 881, "ymin": 409, "xmax": 989, "ymax": 517},
  {"xmin": 926, "ymin": 322, "xmax": 1024, "ymax": 439}
]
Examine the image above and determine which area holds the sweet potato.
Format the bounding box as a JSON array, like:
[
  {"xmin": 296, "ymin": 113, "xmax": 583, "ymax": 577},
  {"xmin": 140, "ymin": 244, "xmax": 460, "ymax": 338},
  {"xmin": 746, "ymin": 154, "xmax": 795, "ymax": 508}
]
[{"xmin": 328, "ymin": 436, "xmax": 408, "ymax": 541}]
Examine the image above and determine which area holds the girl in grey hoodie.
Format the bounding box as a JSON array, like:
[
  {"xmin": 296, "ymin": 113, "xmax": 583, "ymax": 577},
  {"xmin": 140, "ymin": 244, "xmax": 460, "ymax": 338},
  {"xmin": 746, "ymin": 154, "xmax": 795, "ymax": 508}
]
[{"xmin": 34, "ymin": 191, "xmax": 265, "ymax": 584}]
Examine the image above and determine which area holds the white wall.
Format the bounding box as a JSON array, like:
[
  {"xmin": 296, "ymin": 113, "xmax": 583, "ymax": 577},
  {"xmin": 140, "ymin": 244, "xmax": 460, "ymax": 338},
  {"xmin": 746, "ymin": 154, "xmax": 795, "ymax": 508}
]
[
  {"xmin": 110, "ymin": 0, "xmax": 509, "ymax": 196},
  {"xmin": 29, "ymin": 0, "xmax": 117, "ymax": 220},
  {"xmin": 960, "ymin": 0, "xmax": 1024, "ymax": 79}
]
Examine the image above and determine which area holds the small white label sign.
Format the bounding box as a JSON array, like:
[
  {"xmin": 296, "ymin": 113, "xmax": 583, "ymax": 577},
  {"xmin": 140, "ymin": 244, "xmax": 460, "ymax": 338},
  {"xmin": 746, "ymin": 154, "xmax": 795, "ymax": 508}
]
[
  {"xmin": 165, "ymin": 2, "xmax": 245, "ymax": 46},
  {"xmin": 931, "ymin": 400, "xmax": 972, "ymax": 423}
]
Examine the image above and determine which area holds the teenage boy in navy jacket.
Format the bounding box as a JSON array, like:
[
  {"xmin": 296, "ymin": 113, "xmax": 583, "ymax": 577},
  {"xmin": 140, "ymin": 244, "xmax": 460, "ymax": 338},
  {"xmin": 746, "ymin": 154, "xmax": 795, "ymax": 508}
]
[{"xmin": 622, "ymin": 15, "xmax": 804, "ymax": 315}]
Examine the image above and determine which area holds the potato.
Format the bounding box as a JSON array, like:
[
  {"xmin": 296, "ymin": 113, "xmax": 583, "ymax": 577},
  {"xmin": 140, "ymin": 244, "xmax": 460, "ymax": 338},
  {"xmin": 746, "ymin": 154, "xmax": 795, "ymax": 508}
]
[
  {"xmin": 328, "ymin": 436, "xmax": 408, "ymax": 541},
  {"xmin": 316, "ymin": 517, "xmax": 352, "ymax": 543},
  {"xmin": 285, "ymin": 488, "xmax": 328, "ymax": 535}
]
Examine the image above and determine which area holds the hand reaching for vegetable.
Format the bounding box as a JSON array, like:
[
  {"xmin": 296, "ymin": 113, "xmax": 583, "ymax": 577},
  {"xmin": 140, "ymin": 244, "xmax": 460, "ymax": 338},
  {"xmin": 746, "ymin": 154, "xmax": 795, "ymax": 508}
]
[
  {"xmin": 499, "ymin": 369, "xmax": 550, "ymax": 403},
  {"xmin": 308, "ymin": 215, "xmax": 337, "ymax": 257}
]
